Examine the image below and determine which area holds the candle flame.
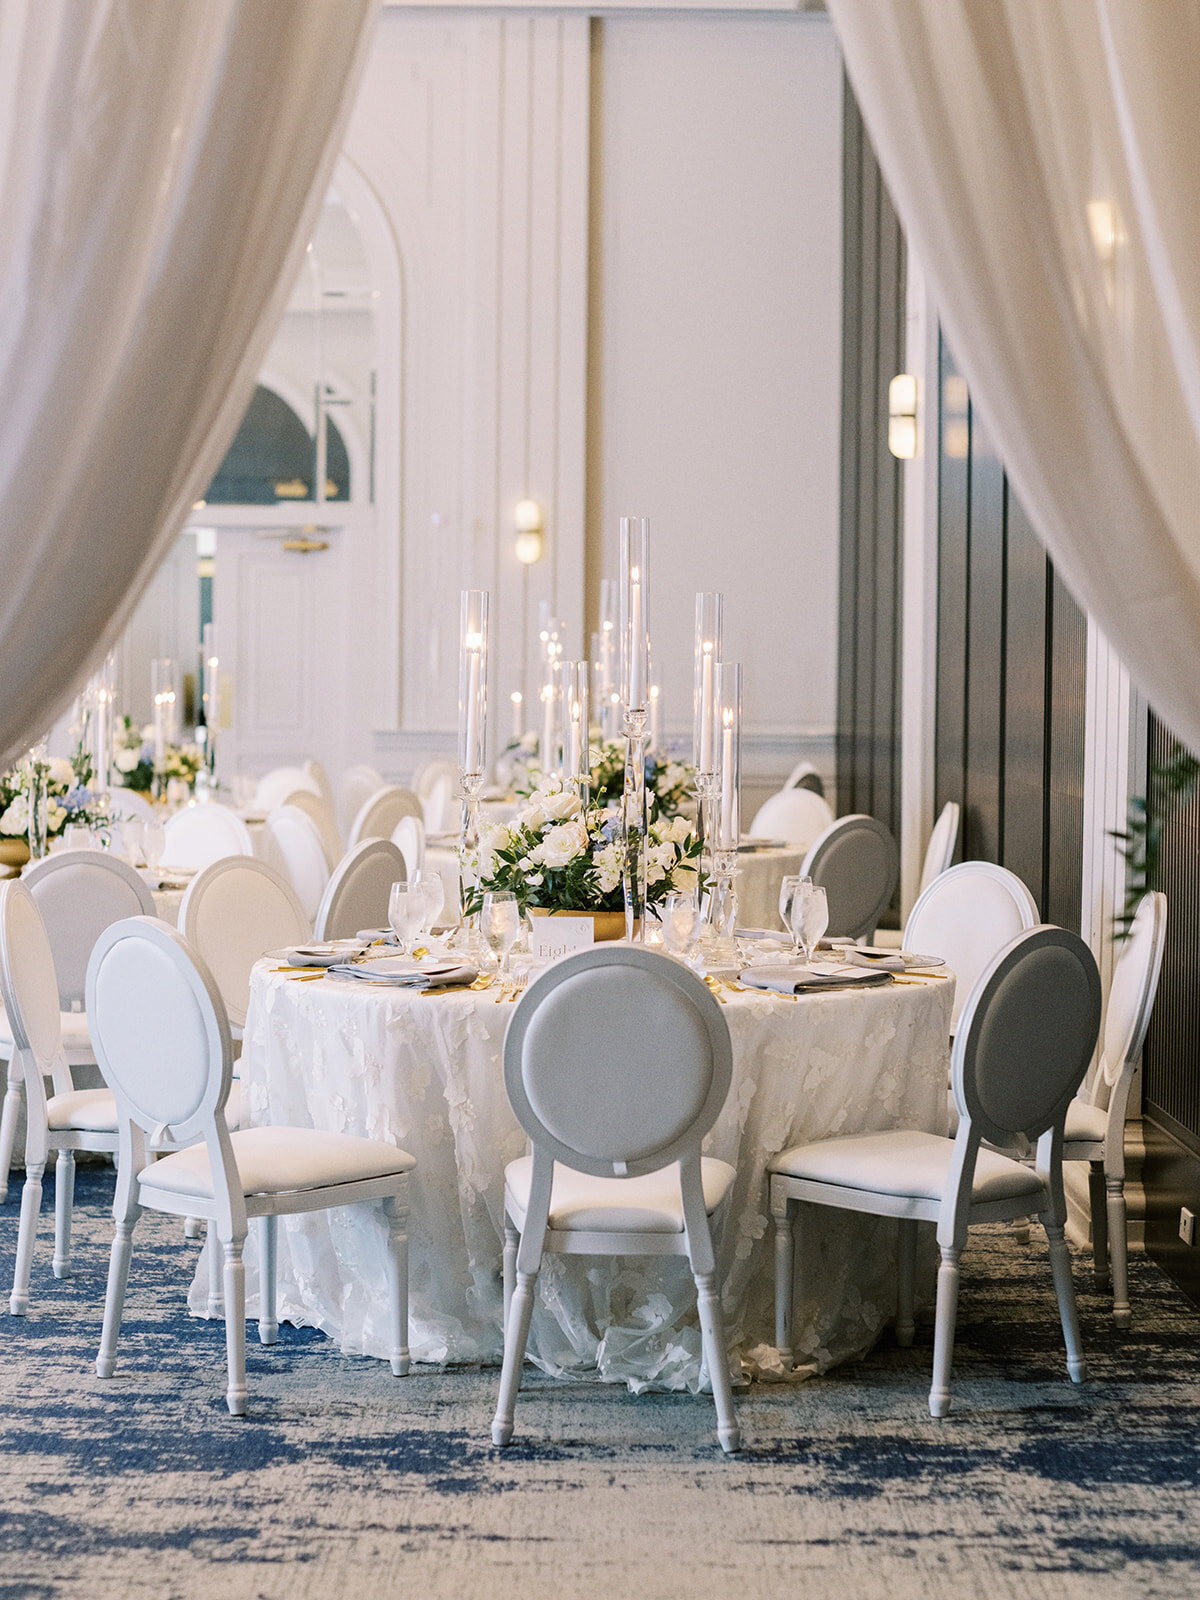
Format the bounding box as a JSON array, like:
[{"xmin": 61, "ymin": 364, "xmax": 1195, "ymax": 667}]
[
  {"xmin": 465, "ymin": 632, "xmax": 482, "ymax": 650},
  {"xmin": 723, "ymin": 707, "xmax": 734, "ymax": 728},
  {"xmin": 511, "ymin": 691, "xmax": 522, "ymax": 705}
]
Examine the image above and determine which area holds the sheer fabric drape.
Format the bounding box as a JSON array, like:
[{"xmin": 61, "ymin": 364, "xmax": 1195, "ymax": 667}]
[
  {"xmin": 829, "ymin": 0, "xmax": 1200, "ymax": 751},
  {"xmin": 0, "ymin": 0, "xmax": 375, "ymax": 766}
]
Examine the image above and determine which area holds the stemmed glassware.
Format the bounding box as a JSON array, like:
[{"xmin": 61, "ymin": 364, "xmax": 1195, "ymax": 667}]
[
  {"xmin": 789, "ymin": 880, "xmax": 829, "ymax": 964},
  {"xmin": 143, "ymin": 821, "xmax": 166, "ymax": 873},
  {"xmin": 779, "ymin": 874, "xmax": 802, "ymax": 956},
  {"xmin": 661, "ymin": 892, "xmax": 703, "ymax": 964},
  {"xmin": 418, "ymin": 874, "xmax": 445, "ymax": 943},
  {"xmin": 481, "ymin": 890, "xmax": 520, "ymax": 978},
  {"xmin": 388, "ymin": 882, "xmax": 424, "ymax": 957}
]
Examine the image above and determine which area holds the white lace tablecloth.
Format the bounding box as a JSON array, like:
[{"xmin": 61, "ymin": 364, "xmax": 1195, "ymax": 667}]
[{"xmin": 191, "ymin": 958, "xmax": 954, "ymax": 1391}]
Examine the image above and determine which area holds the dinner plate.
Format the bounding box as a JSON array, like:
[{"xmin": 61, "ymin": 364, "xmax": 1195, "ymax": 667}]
[
  {"xmin": 736, "ymin": 838, "xmax": 790, "ymax": 853},
  {"xmin": 853, "ymin": 946, "xmax": 946, "ymax": 970},
  {"xmin": 270, "ymin": 941, "xmax": 368, "ymax": 968},
  {"xmin": 739, "ymin": 962, "xmax": 895, "ymax": 994}
]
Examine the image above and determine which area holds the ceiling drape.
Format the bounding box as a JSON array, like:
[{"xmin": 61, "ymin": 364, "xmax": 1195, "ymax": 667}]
[
  {"xmin": 828, "ymin": 0, "xmax": 1200, "ymax": 753},
  {"xmin": 0, "ymin": 0, "xmax": 376, "ymax": 767}
]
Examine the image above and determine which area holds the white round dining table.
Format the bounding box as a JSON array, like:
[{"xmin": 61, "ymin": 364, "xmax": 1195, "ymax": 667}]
[{"xmin": 190, "ymin": 955, "xmax": 954, "ymax": 1391}]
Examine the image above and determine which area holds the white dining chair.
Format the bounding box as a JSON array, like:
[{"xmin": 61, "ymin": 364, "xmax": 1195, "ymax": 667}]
[
  {"xmin": 0, "ymin": 850, "xmax": 154, "ymax": 1203},
  {"xmin": 86, "ymin": 916, "xmax": 416, "ymax": 1415},
  {"xmin": 800, "ymin": 814, "xmax": 899, "ymax": 941},
  {"xmin": 281, "ymin": 788, "xmax": 342, "ymax": 872},
  {"xmin": 492, "ymin": 946, "xmax": 741, "ymax": 1454},
  {"xmin": 783, "ymin": 760, "xmax": 826, "ymax": 797},
  {"xmin": 252, "ymin": 765, "xmax": 319, "ymax": 815},
  {"xmin": 1062, "ymin": 891, "xmax": 1166, "ymax": 1328},
  {"xmin": 769, "ymin": 924, "xmax": 1102, "ymax": 1417},
  {"xmin": 748, "ymin": 787, "xmax": 835, "ymax": 848},
  {"xmin": 422, "ymin": 772, "xmax": 458, "ymax": 835},
  {"xmin": 303, "ymin": 758, "xmax": 336, "ymax": 816},
  {"xmin": 391, "ymin": 814, "xmax": 425, "ymax": 884},
  {"xmin": 106, "ymin": 788, "xmax": 156, "ymax": 824},
  {"xmin": 178, "ymin": 856, "xmax": 310, "ymax": 1033},
  {"xmin": 0, "ymin": 881, "xmax": 120, "ymax": 1309},
  {"xmin": 347, "ymin": 785, "xmax": 424, "ymax": 851},
  {"xmin": 162, "ymin": 803, "xmax": 254, "ymax": 872},
  {"xmin": 259, "ymin": 804, "xmax": 330, "ymax": 922},
  {"xmin": 918, "ymin": 801, "xmax": 961, "ymax": 895},
  {"xmin": 904, "ymin": 860, "xmax": 1039, "ymax": 1033},
  {"xmin": 314, "ymin": 839, "xmax": 406, "ymax": 941},
  {"xmin": 336, "ymin": 764, "xmax": 383, "ymax": 841},
  {"xmin": 412, "ymin": 757, "xmax": 461, "ymax": 804}
]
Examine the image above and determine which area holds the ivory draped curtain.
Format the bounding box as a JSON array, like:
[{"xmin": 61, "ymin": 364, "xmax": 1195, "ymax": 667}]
[
  {"xmin": 828, "ymin": 0, "xmax": 1200, "ymax": 754},
  {"xmin": 0, "ymin": 0, "xmax": 376, "ymax": 767}
]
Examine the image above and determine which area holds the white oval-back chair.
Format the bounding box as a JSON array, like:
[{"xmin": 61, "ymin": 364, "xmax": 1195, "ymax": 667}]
[
  {"xmin": 347, "ymin": 785, "xmax": 423, "ymax": 850},
  {"xmin": 904, "ymin": 860, "xmax": 1039, "ymax": 1033},
  {"xmin": 87, "ymin": 917, "xmax": 416, "ymax": 1415},
  {"xmin": 314, "ymin": 839, "xmax": 406, "ymax": 941},
  {"xmin": 336, "ymin": 765, "xmax": 383, "ymax": 841},
  {"xmin": 391, "ymin": 814, "xmax": 426, "ymax": 884},
  {"xmin": 303, "ymin": 759, "xmax": 336, "ymax": 815},
  {"xmin": 162, "ymin": 803, "xmax": 254, "ymax": 872},
  {"xmin": 919, "ymin": 801, "xmax": 961, "ymax": 895},
  {"xmin": 768, "ymin": 924, "xmax": 1102, "ymax": 1417},
  {"xmin": 800, "ymin": 814, "xmax": 899, "ymax": 941},
  {"xmin": 748, "ymin": 788, "xmax": 835, "ymax": 849},
  {"xmin": 260, "ymin": 805, "xmax": 330, "ymax": 922},
  {"xmin": 282, "ymin": 788, "xmax": 342, "ymax": 871},
  {"xmin": 178, "ymin": 856, "xmax": 310, "ymax": 1033},
  {"xmin": 107, "ymin": 789, "xmax": 156, "ymax": 824},
  {"xmin": 252, "ymin": 766, "xmax": 319, "ymax": 814},
  {"xmin": 492, "ymin": 945, "xmax": 741, "ymax": 1454}
]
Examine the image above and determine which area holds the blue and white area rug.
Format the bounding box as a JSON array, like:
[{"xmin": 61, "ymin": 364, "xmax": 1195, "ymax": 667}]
[{"xmin": 1, "ymin": 1167, "xmax": 1198, "ymax": 1600}]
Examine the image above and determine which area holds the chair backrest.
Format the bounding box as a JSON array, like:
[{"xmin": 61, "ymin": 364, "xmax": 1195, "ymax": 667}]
[
  {"xmin": 412, "ymin": 757, "xmax": 461, "ymax": 801},
  {"xmin": 952, "ymin": 925, "xmax": 1101, "ymax": 1146},
  {"xmin": 162, "ymin": 802, "xmax": 254, "ymax": 872},
  {"xmin": 0, "ymin": 883, "xmax": 70, "ymax": 1131},
  {"xmin": 784, "ymin": 760, "xmax": 825, "ymax": 798},
  {"xmin": 303, "ymin": 758, "xmax": 336, "ymax": 814},
  {"xmin": 919, "ymin": 801, "xmax": 960, "ymax": 895},
  {"xmin": 748, "ymin": 788, "xmax": 834, "ymax": 848},
  {"xmin": 903, "ymin": 860, "xmax": 1039, "ymax": 1030},
  {"xmin": 1098, "ymin": 891, "xmax": 1167, "ymax": 1091},
  {"xmin": 336, "ymin": 764, "xmax": 383, "ymax": 839},
  {"xmin": 391, "ymin": 813, "xmax": 425, "ymax": 882},
  {"xmin": 178, "ymin": 856, "xmax": 310, "ymax": 1028},
  {"xmin": 422, "ymin": 772, "xmax": 458, "ymax": 834},
  {"xmin": 314, "ymin": 838, "xmax": 406, "ymax": 940},
  {"xmin": 260, "ymin": 804, "xmax": 330, "ymax": 920},
  {"xmin": 107, "ymin": 788, "xmax": 156, "ymax": 823},
  {"xmin": 22, "ymin": 848, "xmax": 156, "ymax": 1010},
  {"xmin": 348, "ymin": 784, "xmax": 424, "ymax": 850},
  {"xmin": 282, "ymin": 788, "xmax": 342, "ymax": 871},
  {"xmin": 800, "ymin": 814, "xmax": 899, "ymax": 941},
  {"xmin": 504, "ymin": 946, "xmax": 732, "ymax": 1179},
  {"xmin": 87, "ymin": 917, "xmax": 233, "ymax": 1163},
  {"xmin": 253, "ymin": 765, "xmax": 319, "ymax": 814}
]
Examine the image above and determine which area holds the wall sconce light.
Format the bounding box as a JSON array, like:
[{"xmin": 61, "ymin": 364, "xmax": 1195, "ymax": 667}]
[
  {"xmin": 888, "ymin": 374, "xmax": 918, "ymax": 460},
  {"xmin": 514, "ymin": 499, "xmax": 544, "ymax": 564}
]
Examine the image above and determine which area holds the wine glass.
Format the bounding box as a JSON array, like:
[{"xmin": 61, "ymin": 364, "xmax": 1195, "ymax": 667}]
[
  {"xmin": 143, "ymin": 821, "xmax": 166, "ymax": 873},
  {"xmin": 661, "ymin": 892, "xmax": 702, "ymax": 964},
  {"xmin": 418, "ymin": 874, "xmax": 445, "ymax": 942},
  {"xmin": 791, "ymin": 881, "xmax": 829, "ymax": 964},
  {"xmin": 481, "ymin": 890, "xmax": 520, "ymax": 978},
  {"xmin": 779, "ymin": 874, "xmax": 802, "ymax": 956},
  {"xmin": 388, "ymin": 882, "xmax": 424, "ymax": 956}
]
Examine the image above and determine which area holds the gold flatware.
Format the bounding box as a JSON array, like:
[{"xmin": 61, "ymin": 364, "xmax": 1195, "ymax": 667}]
[{"xmin": 506, "ymin": 974, "xmax": 529, "ymax": 1003}]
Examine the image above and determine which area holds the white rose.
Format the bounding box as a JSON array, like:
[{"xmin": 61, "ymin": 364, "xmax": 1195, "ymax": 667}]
[
  {"xmin": 114, "ymin": 748, "xmax": 139, "ymax": 774},
  {"xmin": 542, "ymin": 790, "xmax": 581, "ymax": 821},
  {"xmin": 47, "ymin": 757, "xmax": 74, "ymax": 788},
  {"xmin": 0, "ymin": 797, "xmax": 29, "ymax": 835},
  {"xmin": 479, "ymin": 823, "xmax": 511, "ymax": 853},
  {"xmin": 665, "ymin": 815, "xmax": 693, "ymax": 845},
  {"xmin": 533, "ymin": 820, "xmax": 588, "ymax": 870},
  {"xmin": 518, "ymin": 802, "xmax": 548, "ymax": 831}
]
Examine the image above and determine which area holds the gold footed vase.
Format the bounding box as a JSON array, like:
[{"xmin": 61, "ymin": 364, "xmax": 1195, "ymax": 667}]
[{"xmin": 0, "ymin": 839, "xmax": 30, "ymax": 879}]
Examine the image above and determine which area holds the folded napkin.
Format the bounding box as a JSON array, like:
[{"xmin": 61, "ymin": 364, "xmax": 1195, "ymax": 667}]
[
  {"xmin": 327, "ymin": 956, "xmax": 478, "ymax": 989},
  {"xmin": 840, "ymin": 948, "xmax": 907, "ymax": 972},
  {"xmin": 738, "ymin": 962, "xmax": 894, "ymax": 994}
]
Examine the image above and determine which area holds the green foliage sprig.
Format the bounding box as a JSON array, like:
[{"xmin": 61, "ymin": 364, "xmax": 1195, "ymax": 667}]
[{"xmin": 1113, "ymin": 738, "xmax": 1200, "ymax": 936}]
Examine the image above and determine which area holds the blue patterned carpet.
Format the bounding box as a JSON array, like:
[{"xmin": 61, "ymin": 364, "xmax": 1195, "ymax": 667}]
[{"xmin": 1, "ymin": 1166, "xmax": 1199, "ymax": 1599}]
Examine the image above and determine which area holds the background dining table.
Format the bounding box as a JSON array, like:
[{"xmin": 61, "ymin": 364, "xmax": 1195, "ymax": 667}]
[{"xmin": 189, "ymin": 954, "xmax": 955, "ymax": 1391}]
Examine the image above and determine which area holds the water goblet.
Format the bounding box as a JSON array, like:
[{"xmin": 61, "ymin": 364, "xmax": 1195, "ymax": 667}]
[
  {"xmin": 63, "ymin": 823, "xmax": 93, "ymax": 851},
  {"xmin": 661, "ymin": 892, "xmax": 702, "ymax": 964},
  {"xmin": 791, "ymin": 880, "xmax": 829, "ymax": 965},
  {"xmin": 418, "ymin": 874, "xmax": 445, "ymax": 942},
  {"xmin": 779, "ymin": 874, "xmax": 802, "ymax": 957},
  {"xmin": 143, "ymin": 821, "xmax": 166, "ymax": 873},
  {"xmin": 481, "ymin": 890, "xmax": 520, "ymax": 978},
  {"xmin": 388, "ymin": 882, "xmax": 424, "ymax": 957}
]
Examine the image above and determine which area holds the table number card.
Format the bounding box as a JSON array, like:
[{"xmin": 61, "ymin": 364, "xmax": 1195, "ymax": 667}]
[{"xmin": 528, "ymin": 916, "xmax": 595, "ymax": 965}]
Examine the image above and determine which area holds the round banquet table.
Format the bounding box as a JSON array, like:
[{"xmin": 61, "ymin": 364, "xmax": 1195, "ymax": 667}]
[{"xmin": 190, "ymin": 955, "xmax": 954, "ymax": 1391}]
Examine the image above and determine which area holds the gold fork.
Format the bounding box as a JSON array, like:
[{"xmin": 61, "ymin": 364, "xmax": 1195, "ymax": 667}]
[{"xmin": 506, "ymin": 973, "xmax": 529, "ymax": 1003}]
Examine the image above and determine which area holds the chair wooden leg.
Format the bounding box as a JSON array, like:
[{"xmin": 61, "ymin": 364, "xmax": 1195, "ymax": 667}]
[
  {"xmin": 384, "ymin": 1195, "xmax": 410, "ymax": 1376},
  {"xmin": 257, "ymin": 1215, "xmax": 278, "ymax": 1346},
  {"xmin": 0, "ymin": 1063, "xmax": 21, "ymax": 1205},
  {"xmin": 693, "ymin": 1266, "xmax": 742, "ymax": 1453},
  {"xmin": 492, "ymin": 1267, "xmax": 538, "ymax": 1447},
  {"xmin": 222, "ymin": 1236, "xmax": 248, "ymax": 1416},
  {"xmin": 1011, "ymin": 1218, "xmax": 1031, "ymax": 1245},
  {"xmin": 9, "ymin": 1162, "xmax": 44, "ymax": 1315},
  {"xmin": 1044, "ymin": 1218, "xmax": 1087, "ymax": 1382},
  {"xmin": 502, "ymin": 1218, "xmax": 518, "ymax": 1331},
  {"xmin": 896, "ymin": 1218, "xmax": 917, "ymax": 1347},
  {"xmin": 96, "ymin": 1212, "xmax": 138, "ymax": 1378},
  {"xmin": 183, "ymin": 1216, "xmax": 204, "ymax": 1241},
  {"xmin": 771, "ymin": 1184, "xmax": 795, "ymax": 1367},
  {"xmin": 1107, "ymin": 1176, "xmax": 1131, "ymax": 1330},
  {"xmin": 1088, "ymin": 1161, "xmax": 1110, "ymax": 1290},
  {"xmin": 929, "ymin": 1244, "xmax": 961, "ymax": 1418},
  {"xmin": 206, "ymin": 1222, "xmax": 223, "ymax": 1316},
  {"xmin": 52, "ymin": 1150, "xmax": 75, "ymax": 1279}
]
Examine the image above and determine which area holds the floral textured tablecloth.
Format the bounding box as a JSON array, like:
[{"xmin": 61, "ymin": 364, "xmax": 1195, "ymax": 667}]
[{"xmin": 190, "ymin": 959, "xmax": 953, "ymax": 1391}]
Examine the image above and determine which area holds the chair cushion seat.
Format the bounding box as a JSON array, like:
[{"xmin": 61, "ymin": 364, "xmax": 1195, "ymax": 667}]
[
  {"xmin": 769, "ymin": 1130, "xmax": 1045, "ymax": 1204},
  {"xmin": 1064, "ymin": 1097, "xmax": 1108, "ymax": 1144},
  {"xmin": 46, "ymin": 1088, "xmax": 118, "ymax": 1133},
  {"xmin": 139, "ymin": 1125, "xmax": 415, "ymax": 1200},
  {"xmin": 504, "ymin": 1155, "xmax": 736, "ymax": 1234},
  {"xmin": 0, "ymin": 1006, "xmax": 92, "ymax": 1053}
]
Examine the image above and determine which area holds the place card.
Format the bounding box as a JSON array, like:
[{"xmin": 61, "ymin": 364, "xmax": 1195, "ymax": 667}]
[{"xmin": 528, "ymin": 916, "xmax": 595, "ymax": 965}]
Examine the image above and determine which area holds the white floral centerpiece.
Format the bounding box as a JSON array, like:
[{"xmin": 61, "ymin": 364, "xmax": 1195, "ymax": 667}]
[
  {"xmin": 113, "ymin": 716, "xmax": 203, "ymax": 794},
  {"xmin": 514, "ymin": 738, "xmax": 695, "ymax": 822},
  {"xmin": 0, "ymin": 746, "xmax": 105, "ymax": 852},
  {"xmin": 462, "ymin": 775, "xmax": 700, "ymax": 919}
]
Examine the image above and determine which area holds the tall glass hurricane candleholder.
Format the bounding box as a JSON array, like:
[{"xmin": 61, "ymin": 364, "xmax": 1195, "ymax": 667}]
[
  {"xmin": 619, "ymin": 516, "xmax": 650, "ymax": 941},
  {"xmin": 563, "ymin": 660, "xmax": 590, "ymax": 806},
  {"xmin": 457, "ymin": 589, "xmax": 489, "ymax": 948},
  {"xmin": 692, "ymin": 591, "xmax": 723, "ymax": 906},
  {"xmin": 709, "ymin": 661, "xmax": 742, "ymax": 963}
]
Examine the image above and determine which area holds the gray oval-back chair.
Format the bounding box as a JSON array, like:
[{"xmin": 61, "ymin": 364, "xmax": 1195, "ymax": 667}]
[{"xmin": 800, "ymin": 814, "xmax": 899, "ymax": 941}]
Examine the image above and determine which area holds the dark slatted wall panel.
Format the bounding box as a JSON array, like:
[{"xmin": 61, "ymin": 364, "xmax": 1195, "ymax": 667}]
[
  {"xmin": 933, "ymin": 340, "xmax": 1086, "ymax": 930},
  {"xmin": 836, "ymin": 80, "xmax": 905, "ymax": 880},
  {"xmin": 1143, "ymin": 715, "xmax": 1200, "ymax": 1147}
]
